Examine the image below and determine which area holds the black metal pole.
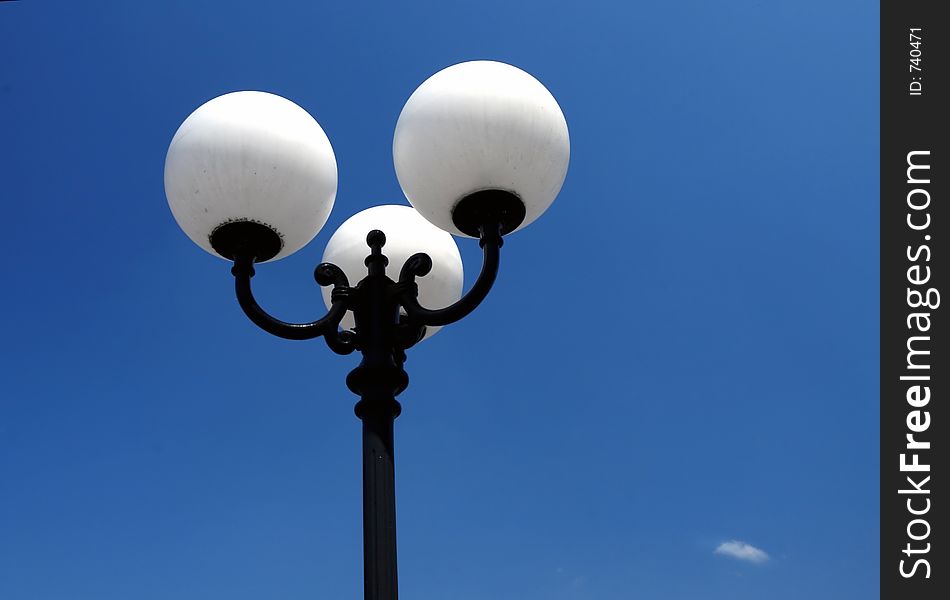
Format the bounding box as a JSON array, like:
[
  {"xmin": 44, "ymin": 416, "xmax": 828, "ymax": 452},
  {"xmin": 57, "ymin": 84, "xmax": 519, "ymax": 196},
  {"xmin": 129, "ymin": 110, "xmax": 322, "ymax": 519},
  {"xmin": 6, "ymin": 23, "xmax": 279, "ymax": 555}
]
[
  {"xmin": 346, "ymin": 230, "xmax": 407, "ymax": 600},
  {"xmin": 355, "ymin": 391, "xmax": 400, "ymax": 600},
  {"xmin": 223, "ymin": 211, "xmax": 512, "ymax": 599}
]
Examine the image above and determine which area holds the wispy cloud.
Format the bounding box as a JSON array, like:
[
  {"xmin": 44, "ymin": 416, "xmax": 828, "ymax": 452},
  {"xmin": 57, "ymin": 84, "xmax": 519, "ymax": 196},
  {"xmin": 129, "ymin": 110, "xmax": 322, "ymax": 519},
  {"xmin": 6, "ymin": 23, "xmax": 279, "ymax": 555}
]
[{"xmin": 714, "ymin": 540, "xmax": 769, "ymax": 564}]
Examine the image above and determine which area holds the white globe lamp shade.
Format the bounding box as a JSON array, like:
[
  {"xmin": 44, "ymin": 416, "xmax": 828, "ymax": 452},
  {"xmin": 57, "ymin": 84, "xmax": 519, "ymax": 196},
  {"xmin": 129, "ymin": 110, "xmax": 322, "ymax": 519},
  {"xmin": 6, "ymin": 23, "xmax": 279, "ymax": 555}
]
[
  {"xmin": 164, "ymin": 91, "xmax": 338, "ymax": 262},
  {"xmin": 322, "ymin": 205, "xmax": 463, "ymax": 339},
  {"xmin": 393, "ymin": 61, "xmax": 569, "ymax": 238}
]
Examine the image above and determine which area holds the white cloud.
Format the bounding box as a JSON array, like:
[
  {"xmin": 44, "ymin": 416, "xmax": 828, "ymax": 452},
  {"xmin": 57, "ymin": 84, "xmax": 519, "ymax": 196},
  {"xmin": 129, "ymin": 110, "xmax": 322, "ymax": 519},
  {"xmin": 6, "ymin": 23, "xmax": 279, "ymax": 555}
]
[{"xmin": 714, "ymin": 540, "xmax": 769, "ymax": 564}]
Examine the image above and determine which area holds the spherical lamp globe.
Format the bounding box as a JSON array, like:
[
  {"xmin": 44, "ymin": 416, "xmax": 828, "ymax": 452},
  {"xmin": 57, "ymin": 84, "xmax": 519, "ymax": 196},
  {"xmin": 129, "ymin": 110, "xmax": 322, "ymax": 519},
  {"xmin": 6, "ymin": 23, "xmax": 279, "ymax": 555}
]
[
  {"xmin": 393, "ymin": 61, "xmax": 569, "ymax": 238},
  {"xmin": 322, "ymin": 205, "xmax": 463, "ymax": 339},
  {"xmin": 165, "ymin": 91, "xmax": 338, "ymax": 262}
]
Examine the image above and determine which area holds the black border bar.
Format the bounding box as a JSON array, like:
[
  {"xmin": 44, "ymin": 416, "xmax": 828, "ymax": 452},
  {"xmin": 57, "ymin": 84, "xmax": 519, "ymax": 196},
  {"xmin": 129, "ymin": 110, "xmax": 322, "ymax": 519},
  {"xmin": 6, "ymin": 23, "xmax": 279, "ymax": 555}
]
[{"xmin": 882, "ymin": 1, "xmax": 946, "ymax": 597}]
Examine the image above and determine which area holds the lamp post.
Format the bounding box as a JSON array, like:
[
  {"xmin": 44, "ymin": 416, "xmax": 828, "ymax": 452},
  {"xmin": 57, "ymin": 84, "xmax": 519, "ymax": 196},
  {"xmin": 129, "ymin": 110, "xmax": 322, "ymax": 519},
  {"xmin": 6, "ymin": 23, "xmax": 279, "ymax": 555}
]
[{"xmin": 164, "ymin": 60, "xmax": 569, "ymax": 600}]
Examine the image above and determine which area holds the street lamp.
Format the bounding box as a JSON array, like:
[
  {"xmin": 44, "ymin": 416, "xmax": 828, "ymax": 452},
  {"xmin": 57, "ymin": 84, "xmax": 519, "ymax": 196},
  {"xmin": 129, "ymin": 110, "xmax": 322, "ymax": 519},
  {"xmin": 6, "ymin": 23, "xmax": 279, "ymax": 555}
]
[{"xmin": 164, "ymin": 60, "xmax": 569, "ymax": 600}]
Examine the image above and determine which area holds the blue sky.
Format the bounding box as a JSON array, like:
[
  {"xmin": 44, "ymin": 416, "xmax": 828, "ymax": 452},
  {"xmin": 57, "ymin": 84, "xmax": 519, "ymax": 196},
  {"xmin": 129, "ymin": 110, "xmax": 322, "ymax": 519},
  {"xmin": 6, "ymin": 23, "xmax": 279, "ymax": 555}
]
[{"xmin": 0, "ymin": 1, "xmax": 879, "ymax": 599}]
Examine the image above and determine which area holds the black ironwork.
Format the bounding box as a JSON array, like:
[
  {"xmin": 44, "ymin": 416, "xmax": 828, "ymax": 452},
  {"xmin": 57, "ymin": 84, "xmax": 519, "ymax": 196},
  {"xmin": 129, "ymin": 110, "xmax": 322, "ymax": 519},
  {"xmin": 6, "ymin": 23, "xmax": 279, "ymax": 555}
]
[
  {"xmin": 451, "ymin": 189, "xmax": 525, "ymax": 237},
  {"xmin": 212, "ymin": 220, "xmax": 283, "ymax": 262},
  {"xmin": 213, "ymin": 195, "xmax": 518, "ymax": 600}
]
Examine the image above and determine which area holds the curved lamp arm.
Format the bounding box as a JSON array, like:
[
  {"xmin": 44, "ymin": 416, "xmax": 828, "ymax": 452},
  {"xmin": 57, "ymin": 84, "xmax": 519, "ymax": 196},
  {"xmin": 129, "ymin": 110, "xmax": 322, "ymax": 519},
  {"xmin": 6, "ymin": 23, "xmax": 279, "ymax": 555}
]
[
  {"xmin": 322, "ymin": 283, "xmax": 358, "ymax": 355},
  {"xmin": 231, "ymin": 253, "xmax": 351, "ymax": 341},
  {"xmin": 397, "ymin": 222, "xmax": 503, "ymax": 327}
]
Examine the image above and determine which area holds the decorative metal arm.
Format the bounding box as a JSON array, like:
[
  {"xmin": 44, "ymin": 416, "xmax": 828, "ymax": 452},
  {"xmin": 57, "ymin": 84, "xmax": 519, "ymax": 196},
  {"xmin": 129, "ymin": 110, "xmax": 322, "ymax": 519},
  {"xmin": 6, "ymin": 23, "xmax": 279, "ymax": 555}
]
[
  {"xmin": 231, "ymin": 252, "xmax": 351, "ymax": 341},
  {"xmin": 221, "ymin": 217, "xmax": 513, "ymax": 600},
  {"xmin": 397, "ymin": 222, "xmax": 503, "ymax": 327}
]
